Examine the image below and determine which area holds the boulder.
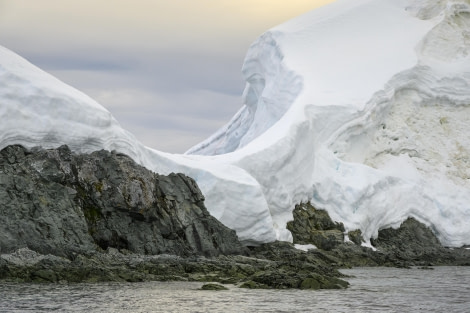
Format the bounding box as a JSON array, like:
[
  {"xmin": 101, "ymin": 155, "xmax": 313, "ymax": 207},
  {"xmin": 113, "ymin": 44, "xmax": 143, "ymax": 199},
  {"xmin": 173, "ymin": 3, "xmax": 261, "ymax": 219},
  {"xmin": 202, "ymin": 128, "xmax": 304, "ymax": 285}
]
[
  {"xmin": 347, "ymin": 229, "xmax": 365, "ymax": 246},
  {"xmin": 370, "ymin": 217, "xmax": 466, "ymax": 265},
  {"xmin": 200, "ymin": 283, "xmax": 229, "ymax": 290},
  {"xmin": 287, "ymin": 202, "xmax": 344, "ymax": 250}
]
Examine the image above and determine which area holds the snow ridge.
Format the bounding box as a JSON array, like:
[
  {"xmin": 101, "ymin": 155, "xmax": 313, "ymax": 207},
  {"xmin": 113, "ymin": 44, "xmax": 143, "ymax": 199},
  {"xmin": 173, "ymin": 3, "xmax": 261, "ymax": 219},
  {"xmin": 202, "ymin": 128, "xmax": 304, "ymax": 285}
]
[
  {"xmin": 0, "ymin": 46, "xmax": 141, "ymax": 158},
  {"xmin": 186, "ymin": 31, "xmax": 303, "ymax": 155}
]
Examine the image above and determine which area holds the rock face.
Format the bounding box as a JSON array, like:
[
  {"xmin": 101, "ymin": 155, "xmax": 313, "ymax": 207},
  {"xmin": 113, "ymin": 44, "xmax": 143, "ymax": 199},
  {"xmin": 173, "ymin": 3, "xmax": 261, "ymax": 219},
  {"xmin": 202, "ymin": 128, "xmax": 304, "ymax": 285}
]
[
  {"xmin": 0, "ymin": 145, "xmax": 244, "ymax": 258},
  {"xmin": 370, "ymin": 218, "xmax": 470, "ymax": 266},
  {"xmin": 287, "ymin": 202, "xmax": 470, "ymax": 267},
  {"xmin": 287, "ymin": 202, "xmax": 345, "ymax": 250}
]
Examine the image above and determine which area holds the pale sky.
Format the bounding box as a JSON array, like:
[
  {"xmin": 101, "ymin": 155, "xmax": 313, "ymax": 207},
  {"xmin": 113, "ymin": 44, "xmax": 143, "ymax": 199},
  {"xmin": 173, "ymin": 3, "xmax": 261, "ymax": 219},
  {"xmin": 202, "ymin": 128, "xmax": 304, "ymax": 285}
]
[{"xmin": 0, "ymin": 0, "xmax": 334, "ymax": 153}]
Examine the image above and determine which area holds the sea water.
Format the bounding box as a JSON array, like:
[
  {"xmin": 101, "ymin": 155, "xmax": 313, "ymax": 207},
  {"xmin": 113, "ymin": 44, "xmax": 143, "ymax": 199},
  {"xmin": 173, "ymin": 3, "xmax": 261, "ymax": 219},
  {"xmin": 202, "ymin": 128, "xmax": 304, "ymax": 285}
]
[{"xmin": 0, "ymin": 267, "xmax": 469, "ymax": 312}]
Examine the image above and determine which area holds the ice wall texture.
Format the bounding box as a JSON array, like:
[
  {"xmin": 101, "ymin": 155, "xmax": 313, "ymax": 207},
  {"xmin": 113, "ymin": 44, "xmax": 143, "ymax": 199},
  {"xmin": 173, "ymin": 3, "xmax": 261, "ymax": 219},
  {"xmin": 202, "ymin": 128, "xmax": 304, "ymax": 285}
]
[
  {"xmin": 1, "ymin": 0, "xmax": 470, "ymax": 247},
  {"xmin": 188, "ymin": 0, "xmax": 470, "ymax": 247}
]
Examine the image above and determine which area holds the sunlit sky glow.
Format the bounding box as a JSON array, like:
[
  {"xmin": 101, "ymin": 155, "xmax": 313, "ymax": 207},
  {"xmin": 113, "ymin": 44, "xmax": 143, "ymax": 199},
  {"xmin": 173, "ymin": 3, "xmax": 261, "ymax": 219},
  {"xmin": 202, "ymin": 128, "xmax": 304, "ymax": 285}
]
[{"xmin": 0, "ymin": 0, "xmax": 335, "ymax": 152}]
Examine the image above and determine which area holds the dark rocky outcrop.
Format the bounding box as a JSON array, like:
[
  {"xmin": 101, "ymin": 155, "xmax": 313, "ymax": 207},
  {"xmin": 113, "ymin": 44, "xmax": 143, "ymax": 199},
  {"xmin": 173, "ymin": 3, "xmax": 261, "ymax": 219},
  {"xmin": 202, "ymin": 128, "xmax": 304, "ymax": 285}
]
[
  {"xmin": 288, "ymin": 202, "xmax": 470, "ymax": 268},
  {"xmin": 0, "ymin": 145, "xmax": 349, "ymax": 289},
  {"xmin": 0, "ymin": 245, "xmax": 349, "ymax": 289},
  {"xmin": 0, "ymin": 145, "xmax": 244, "ymax": 258},
  {"xmin": 287, "ymin": 202, "xmax": 345, "ymax": 250},
  {"xmin": 245, "ymin": 241, "xmax": 349, "ymax": 289},
  {"xmin": 370, "ymin": 217, "xmax": 470, "ymax": 266},
  {"xmin": 347, "ymin": 229, "xmax": 365, "ymax": 246},
  {"xmin": 200, "ymin": 283, "xmax": 228, "ymax": 290}
]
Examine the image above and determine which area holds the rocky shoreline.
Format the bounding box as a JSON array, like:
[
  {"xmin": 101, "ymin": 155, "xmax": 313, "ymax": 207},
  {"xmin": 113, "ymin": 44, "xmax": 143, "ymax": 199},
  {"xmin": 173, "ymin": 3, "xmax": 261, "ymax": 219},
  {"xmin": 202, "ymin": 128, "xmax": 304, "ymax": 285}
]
[
  {"xmin": 0, "ymin": 145, "xmax": 468, "ymax": 289},
  {"xmin": 0, "ymin": 244, "xmax": 349, "ymax": 289},
  {"xmin": 288, "ymin": 202, "xmax": 470, "ymax": 268}
]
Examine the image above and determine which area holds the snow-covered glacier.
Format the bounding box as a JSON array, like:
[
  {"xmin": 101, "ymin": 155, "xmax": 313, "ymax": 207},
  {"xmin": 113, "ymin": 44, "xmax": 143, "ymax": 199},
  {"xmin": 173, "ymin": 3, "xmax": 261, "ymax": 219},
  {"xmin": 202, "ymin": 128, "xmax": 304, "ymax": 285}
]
[{"xmin": 1, "ymin": 0, "xmax": 470, "ymax": 247}]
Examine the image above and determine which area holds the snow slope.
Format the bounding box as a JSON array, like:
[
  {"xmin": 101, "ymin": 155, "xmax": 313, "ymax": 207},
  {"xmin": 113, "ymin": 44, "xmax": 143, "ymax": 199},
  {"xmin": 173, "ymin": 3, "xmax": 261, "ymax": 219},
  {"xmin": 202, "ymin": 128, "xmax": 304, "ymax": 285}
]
[
  {"xmin": 1, "ymin": 0, "xmax": 470, "ymax": 247},
  {"xmin": 0, "ymin": 45, "xmax": 277, "ymax": 245}
]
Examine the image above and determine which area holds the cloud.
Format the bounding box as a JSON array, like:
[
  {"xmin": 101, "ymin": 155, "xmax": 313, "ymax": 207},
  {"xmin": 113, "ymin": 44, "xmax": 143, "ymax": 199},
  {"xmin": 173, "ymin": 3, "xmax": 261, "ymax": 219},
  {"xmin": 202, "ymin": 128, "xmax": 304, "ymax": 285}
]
[
  {"xmin": 0, "ymin": 0, "xmax": 334, "ymax": 56},
  {"xmin": 80, "ymin": 87, "xmax": 242, "ymax": 153},
  {"xmin": 21, "ymin": 45, "xmax": 245, "ymax": 94},
  {"xmin": 0, "ymin": 0, "xmax": 335, "ymax": 154}
]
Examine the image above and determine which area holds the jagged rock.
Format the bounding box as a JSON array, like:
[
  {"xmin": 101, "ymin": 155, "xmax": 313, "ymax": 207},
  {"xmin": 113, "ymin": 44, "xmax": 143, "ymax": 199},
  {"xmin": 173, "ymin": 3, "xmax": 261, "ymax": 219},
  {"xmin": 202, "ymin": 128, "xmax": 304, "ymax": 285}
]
[
  {"xmin": 371, "ymin": 218, "xmax": 440, "ymax": 253},
  {"xmin": 0, "ymin": 145, "xmax": 245, "ymax": 258},
  {"xmin": 286, "ymin": 202, "xmax": 470, "ymax": 267},
  {"xmin": 0, "ymin": 245, "xmax": 349, "ymax": 289},
  {"xmin": 348, "ymin": 229, "xmax": 365, "ymax": 246},
  {"xmin": 287, "ymin": 202, "xmax": 345, "ymax": 250},
  {"xmin": 370, "ymin": 217, "xmax": 470, "ymax": 265},
  {"xmin": 317, "ymin": 218, "xmax": 470, "ymax": 267},
  {"xmin": 247, "ymin": 241, "xmax": 349, "ymax": 289}
]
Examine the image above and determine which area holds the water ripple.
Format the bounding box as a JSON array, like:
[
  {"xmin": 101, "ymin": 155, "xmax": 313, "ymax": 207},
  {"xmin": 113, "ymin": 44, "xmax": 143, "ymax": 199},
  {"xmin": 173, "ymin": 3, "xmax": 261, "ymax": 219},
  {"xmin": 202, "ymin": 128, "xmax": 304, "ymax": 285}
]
[{"xmin": 0, "ymin": 267, "xmax": 469, "ymax": 313}]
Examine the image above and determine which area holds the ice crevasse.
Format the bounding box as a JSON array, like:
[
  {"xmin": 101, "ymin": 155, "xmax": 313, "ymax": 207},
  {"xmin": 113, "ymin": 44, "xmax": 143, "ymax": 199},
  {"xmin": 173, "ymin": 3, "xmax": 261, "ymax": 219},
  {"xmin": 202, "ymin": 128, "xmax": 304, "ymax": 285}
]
[{"xmin": 1, "ymin": 0, "xmax": 470, "ymax": 247}]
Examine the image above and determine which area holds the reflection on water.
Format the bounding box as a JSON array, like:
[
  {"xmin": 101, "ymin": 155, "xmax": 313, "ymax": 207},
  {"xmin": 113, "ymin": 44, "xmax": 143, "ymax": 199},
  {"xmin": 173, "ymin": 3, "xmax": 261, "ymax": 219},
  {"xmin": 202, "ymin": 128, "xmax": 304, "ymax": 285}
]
[{"xmin": 0, "ymin": 267, "xmax": 469, "ymax": 313}]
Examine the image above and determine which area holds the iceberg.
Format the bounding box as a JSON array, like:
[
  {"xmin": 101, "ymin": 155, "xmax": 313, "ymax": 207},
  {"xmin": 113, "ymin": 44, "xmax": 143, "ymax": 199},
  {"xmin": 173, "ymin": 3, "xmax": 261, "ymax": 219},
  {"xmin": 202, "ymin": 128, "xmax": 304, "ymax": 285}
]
[{"xmin": 1, "ymin": 0, "xmax": 469, "ymax": 247}]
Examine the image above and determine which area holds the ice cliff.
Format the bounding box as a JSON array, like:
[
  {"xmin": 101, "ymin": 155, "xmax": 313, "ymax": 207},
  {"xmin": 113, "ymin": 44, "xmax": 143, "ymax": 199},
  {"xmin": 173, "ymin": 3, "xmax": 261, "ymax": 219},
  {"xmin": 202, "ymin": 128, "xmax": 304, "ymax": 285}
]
[{"xmin": 1, "ymin": 0, "xmax": 469, "ymax": 247}]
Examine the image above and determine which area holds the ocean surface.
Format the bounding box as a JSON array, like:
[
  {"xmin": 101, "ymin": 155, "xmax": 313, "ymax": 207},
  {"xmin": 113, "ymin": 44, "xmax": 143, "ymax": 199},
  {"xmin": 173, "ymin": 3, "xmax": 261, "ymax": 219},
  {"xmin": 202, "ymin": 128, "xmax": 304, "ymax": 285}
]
[{"xmin": 0, "ymin": 267, "xmax": 469, "ymax": 312}]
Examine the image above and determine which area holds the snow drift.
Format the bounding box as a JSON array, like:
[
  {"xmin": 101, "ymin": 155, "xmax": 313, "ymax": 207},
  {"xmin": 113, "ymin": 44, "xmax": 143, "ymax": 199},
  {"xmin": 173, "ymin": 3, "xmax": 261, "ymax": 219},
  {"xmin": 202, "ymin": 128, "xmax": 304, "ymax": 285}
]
[{"xmin": 1, "ymin": 0, "xmax": 469, "ymax": 247}]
